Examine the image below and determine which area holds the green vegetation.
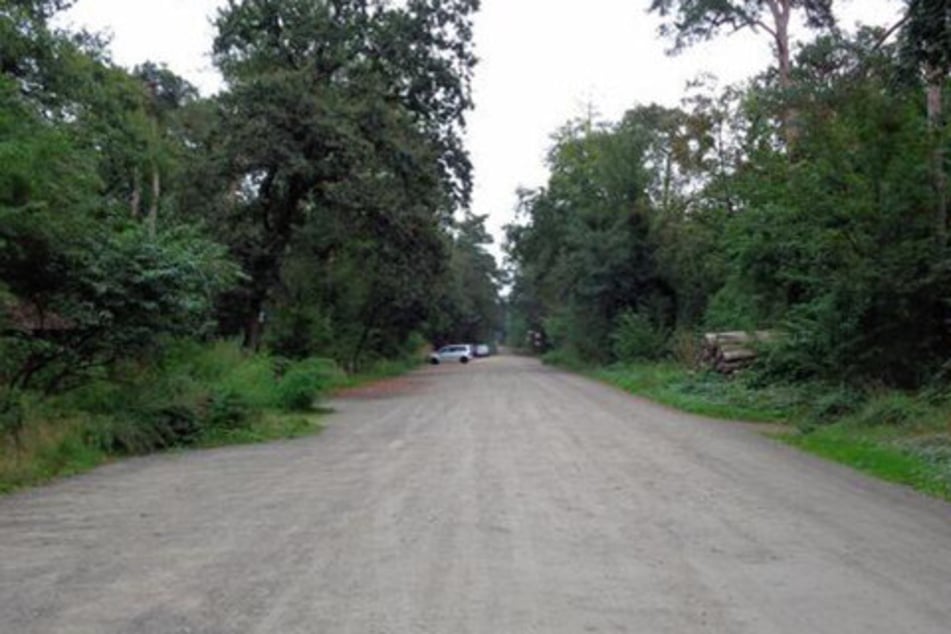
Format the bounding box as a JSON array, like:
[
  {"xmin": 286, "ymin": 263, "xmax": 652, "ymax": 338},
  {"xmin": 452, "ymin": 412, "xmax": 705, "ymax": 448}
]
[
  {"xmin": 592, "ymin": 362, "xmax": 795, "ymax": 423},
  {"xmin": 0, "ymin": 340, "xmax": 337, "ymax": 493},
  {"xmin": 568, "ymin": 357, "xmax": 951, "ymax": 501},
  {"xmin": 1, "ymin": 1, "xmax": 499, "ymax": 492},
  {"xmin": 0, "ymin": 338, "xmax": 430, "ymax": 493},
  {"xmin": 787, "ymin": 427, "xmax": 951, "ymax": 501},
  {"xmin": 507, "ymin": 3, "xmax": 951, "ymax": 386},
  {"xmin": 505, "ymin": 3, "xmax": 951, "ymax": 496}
]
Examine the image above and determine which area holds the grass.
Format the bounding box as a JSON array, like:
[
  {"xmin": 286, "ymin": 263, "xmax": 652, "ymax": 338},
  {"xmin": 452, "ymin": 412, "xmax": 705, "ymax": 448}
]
[
  {"xmin": 0, "ymin": 419, "xmax": 109, "ymax": 494},
  {"xmin": 195, "ymin": 409, "xmax": 326, "ymax": 447},
  {"xmin": 325, "ymin": 356, "xmax": 424, "ymax": 392},
  {"xmin": 0, "ymin": 343, "xmax": 425, "ymax": 495},
  {"xmin": 552, "ymin": 357, "xmax": 951, "ymax": 502},
  {"xmin": 785, "ymin": 426, "xmax": 951, "ymax": 500},
  {"xmin": 0, "ymin": 409, "xmax": 327, "ymax": 495},
  {"xmin": 592, "ymin": 361, "xmax": 799, "ymax": 423}
]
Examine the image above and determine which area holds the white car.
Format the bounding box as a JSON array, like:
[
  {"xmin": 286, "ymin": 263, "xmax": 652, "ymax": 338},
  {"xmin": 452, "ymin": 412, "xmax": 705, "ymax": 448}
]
[
  {"xmin": 430, "ymin": 344, "xmax": 473, "ymax": 364},
  {"xmin": 474, "ymin": 344, "xmax": 491, "ymax": 357}
]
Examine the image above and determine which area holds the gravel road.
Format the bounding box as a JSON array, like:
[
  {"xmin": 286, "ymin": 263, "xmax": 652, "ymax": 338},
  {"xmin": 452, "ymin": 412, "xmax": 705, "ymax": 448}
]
[{"xmin": 2, "ymin": 355, "xmax": 951, "ymax": 633}]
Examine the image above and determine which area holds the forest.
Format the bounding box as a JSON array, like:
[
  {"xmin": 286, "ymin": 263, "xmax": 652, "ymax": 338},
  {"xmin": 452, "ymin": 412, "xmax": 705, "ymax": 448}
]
[
  {"xmin": 503, "ymin": 0, "xmax": 951, "ymax": 493},
  {"xmin": 507, "ymin": 0, "xmax": 950, "ymax": 385},
  {"xmin": 0, "ymin": 0, "xmax": 500, "ymax": 487}
]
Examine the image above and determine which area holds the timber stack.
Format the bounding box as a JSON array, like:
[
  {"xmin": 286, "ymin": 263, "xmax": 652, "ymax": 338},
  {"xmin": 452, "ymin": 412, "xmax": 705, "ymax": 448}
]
[{"xmin": 701, "ymin": 331, "xmax": 774, "ymax": 374}]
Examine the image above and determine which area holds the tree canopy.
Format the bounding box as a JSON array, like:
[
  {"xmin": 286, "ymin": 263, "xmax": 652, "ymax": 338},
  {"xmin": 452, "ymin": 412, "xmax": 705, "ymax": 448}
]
[
  {"xmin": 506, "ymin": 3, "xmax": 951, "ymax": 386},
  {"xmin": 1, "ymin": 0, "xmax": 500, "ymax": 405}
]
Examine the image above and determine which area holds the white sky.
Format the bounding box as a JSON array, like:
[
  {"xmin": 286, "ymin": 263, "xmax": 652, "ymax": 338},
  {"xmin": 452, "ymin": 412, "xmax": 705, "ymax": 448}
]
[{"xmin": 58, "ymin": 0, "xmax": 903, "ymax": 256}]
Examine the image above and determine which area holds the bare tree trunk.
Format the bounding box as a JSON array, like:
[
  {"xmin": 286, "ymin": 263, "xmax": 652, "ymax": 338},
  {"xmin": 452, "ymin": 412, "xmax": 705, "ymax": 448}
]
[
  {"xmin": 662, "ymin": 148, "xmax": 672, "ymax": 211},
  {"xmin": 243, "ymin": 301, "xmax": 265, "ymax": 351},
  {"xmin": 766, "ymin": 0, "xmax": 797, "ymax": 146},
  {"xmin": 927, "ymin": 71, "xmax": 947, "ymax": 249},
  {"xmin": 131, "ymin": 168, "xmax": 141, "ymax": 218},
  {"xmin": 147, "ymin": 164, "xmax": 160, "ymax": 239},
  {"xmin": 771, "ymin": 3, "xmax": 791, "ymax": 92}
]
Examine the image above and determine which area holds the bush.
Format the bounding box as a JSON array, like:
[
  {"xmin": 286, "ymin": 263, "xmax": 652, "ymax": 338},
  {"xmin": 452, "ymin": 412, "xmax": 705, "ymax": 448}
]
[
  {"xmin": 610, "ymin": 310, "xmax": 669, "ymax": 362},
  {"xmin": 806, "ymin": 386, "xmax": 865, "ymax": 426},
  {"xmin": 83, "ymin": 414, "xmax": 171, "ymax": 454},
  {"xmin": 274, "ymin": 358, "xmax": 337, "ymax": 411},
  {"xmin": 900, "ymin": 435, "xmax": 951, "ymax": 487},
  {"xmin": 669, "ymin": 329, "xmax": 702, "ymax": 368},
  {"xmin": 1, "ymin": 338, "xmax": 348, "ymax": 492},
  {"xmin": 217, "ymin": 353, "xmax": 277, "ymax": 410},
  {"xmin": 854, "ymin": 392, "xmax": 931, "ymax": 428},
  {"xmin": 203, "ymin": 388, "xmax": 254, "ymax": 431},
  {"xmin": 0, "ymin": 389, "xmax": 25, "ymax": 447},
  {"xmin": 541, "ymin": 348, "xmax": 588, "ymax": 370}
]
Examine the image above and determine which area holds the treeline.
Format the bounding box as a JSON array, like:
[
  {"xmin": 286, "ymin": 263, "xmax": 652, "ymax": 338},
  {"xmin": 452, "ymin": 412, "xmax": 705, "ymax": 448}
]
[
  {"xmin": 506, "ymin": 1, "xmax": 951, "ymax": 388},
  {"xmin": 0, "ymin": 0, "xmax": 499, "ymax": 470}
]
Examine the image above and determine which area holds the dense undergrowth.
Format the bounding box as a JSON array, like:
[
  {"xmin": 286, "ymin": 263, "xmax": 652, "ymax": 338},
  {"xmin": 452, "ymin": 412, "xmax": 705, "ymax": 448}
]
[
  {"xmin": 551, "ymin": 355, "xmax": 951, "ymax": 501},
  {"xmin": 0, "ymin": 340, "xmax": 420, "ymax": 494}
]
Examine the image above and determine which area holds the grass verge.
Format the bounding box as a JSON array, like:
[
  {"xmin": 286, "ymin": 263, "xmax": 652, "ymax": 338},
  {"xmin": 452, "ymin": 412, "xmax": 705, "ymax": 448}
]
[
  {"xmin": 0, "ymin": 410, "xmax": 327, "ymax": 495},
  {"xmin": 1, "ymin": 343, "xmax": 424, "ymax": 495},
  {"xmin": 592, "ymin": 361, "xmax": 798, "ymax": 423},
  {"xmin": 194, "ymin": 410, "xmax": 326, "ymax": 448},
  {"xmin": 325, "ymin": 357, "xmax": 424, "ymax": 393},
  {"xmin": 556, "ymin": 358, "xmax": 951, "ymax": 502},
  {"xmin": 784, "ymin": 426, "xmax": 951, "ymax": 500}
]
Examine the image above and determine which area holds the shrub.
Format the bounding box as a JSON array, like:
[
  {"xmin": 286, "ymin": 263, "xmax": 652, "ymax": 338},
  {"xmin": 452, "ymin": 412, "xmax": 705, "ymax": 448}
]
[
  {"xmin": 900, "ymin": 435, "xmax": 951, "ymax": 487},
  {"xmin": 854, "ymin": 392, "xmax": 931, "ymax": 428},
  {"xmin": 669, "ymin": 329, "xmax": 702, "ymax": 368},
  {"xmin": 83, "ymin": 414, "xmax": 166, "ymax": 454},
  {"xmin": 541, "ymin": 348, "xmax": 588, "ymax": 370},
  {"xmin": 0, "ymin": 389, "xmax": 25, "ymax": 448},
  {"xmin": 610, "ymin": 310, "xmax": 669, "ymax": 362},
  {"xmin": 806, "ymin": 386, "xmax": 865, "ymax": 426},
  {"xmin": 274, "ymin": 358, "xmax": 337, "ymax": 411},
  {"xmin": 203, "ymin": 388, "xmax": 254, "ymax": 431},
  {"xmin": 218, "ymin": 353, "xmax": 277, "ymax": 410}
]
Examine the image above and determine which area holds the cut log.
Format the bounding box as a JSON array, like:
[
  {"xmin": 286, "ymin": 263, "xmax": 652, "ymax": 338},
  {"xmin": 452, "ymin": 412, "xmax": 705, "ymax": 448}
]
[
  {"xmin": 701, "ymin": 330, "xmax": 776, "ymax": 374},
  {"xmin": 718, "ymin": 348, "xmax": 757, "ymax": 363}
]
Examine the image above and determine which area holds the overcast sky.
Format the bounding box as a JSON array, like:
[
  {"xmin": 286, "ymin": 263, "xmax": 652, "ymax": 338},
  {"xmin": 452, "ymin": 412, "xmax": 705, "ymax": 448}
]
[{"xmin": 59, "ymin": 0, "xmax": 903, "ymax": 255}]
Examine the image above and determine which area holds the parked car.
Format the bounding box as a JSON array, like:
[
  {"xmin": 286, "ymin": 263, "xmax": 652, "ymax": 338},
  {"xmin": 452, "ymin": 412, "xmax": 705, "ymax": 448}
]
[
  {"xmin": 474, "ymin": 344, "xmax": 491, "ymax": 357},
  {"xmin": 430, "ymin": 344, "xmax": 473, "ymax": 364}
]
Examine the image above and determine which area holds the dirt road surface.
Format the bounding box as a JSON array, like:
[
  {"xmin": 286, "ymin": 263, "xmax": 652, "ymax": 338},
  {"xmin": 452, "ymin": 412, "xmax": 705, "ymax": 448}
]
[{"xmin": 2, "ymin": 355, "xmax": 951, "ymax": 633}]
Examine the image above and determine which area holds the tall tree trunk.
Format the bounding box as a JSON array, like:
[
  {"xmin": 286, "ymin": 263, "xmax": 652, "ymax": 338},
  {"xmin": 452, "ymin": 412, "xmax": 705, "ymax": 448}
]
[
  {"xmin": 147, "ymin": 164, "xmax": 160, "ymax": 239},
  {"xmin": 242, "ymin": 298, "xmax": 266, "ymax": 351},
  {"xmin": 771, "ymin": 5, "xmax": 791, "ymax": 92},
  {"xmin": 927, "ymin": 67, "xmax": 947, "ymax": 249},
  {"xmin": 662, "ymin": 148, "xmax": 673, "ymax": 211},
  {"xmin": 131, "ymin": 168, "xmax": 141, "ymax": 218},
  {"xmin": 766, "ymin": 0, "xmax": 797, "ymax": 146}
]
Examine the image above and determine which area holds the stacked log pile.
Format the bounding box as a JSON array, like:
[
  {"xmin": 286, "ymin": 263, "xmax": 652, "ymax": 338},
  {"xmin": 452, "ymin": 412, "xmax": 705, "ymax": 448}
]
[{"xmin": 701, "ymin": 331, "xmax": 774, "ymax": 374}]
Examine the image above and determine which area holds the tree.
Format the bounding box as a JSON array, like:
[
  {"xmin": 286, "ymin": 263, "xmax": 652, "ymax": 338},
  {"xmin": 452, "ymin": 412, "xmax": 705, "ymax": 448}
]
[
  {"xmin": 131, "ymin": 62, "xmax": 200, "ymax": 236},
  {"xmin": 898, "ymin": 0, "xmax": 951, "ymax": 246},
  {"xmin": 427, "ymin": 213, "xmax": 503, "ymax": 345},
  {"xmin": 1, "ymin": 2, "xmax": 238, "ymax": 394},
  {"xmin": 649, "ymin": 0, "xmax": 836, "ymax": 88},
  {"xmin": 210, "ymin": 0, "xmax": 479, "ymax": 349},
  {"xmin": 505, "ymin": 111, "xmax": 678, "ymax": 362},
  {"xmin": 648, "ymin": 0, "xmax": 837, "ymax": 142}
]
